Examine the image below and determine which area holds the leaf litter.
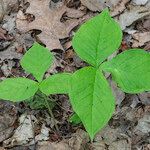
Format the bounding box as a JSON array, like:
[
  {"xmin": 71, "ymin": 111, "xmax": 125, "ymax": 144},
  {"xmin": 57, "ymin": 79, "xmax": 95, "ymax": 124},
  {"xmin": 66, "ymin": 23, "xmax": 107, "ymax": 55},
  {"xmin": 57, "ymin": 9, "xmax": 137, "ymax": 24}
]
[
  {"xmin": 0, "ymin": 0, "xmax": 150, "ymax": 149},
  {"xmin": 16, "ymin": 0, "xmax": 85, "ymax": 50}
]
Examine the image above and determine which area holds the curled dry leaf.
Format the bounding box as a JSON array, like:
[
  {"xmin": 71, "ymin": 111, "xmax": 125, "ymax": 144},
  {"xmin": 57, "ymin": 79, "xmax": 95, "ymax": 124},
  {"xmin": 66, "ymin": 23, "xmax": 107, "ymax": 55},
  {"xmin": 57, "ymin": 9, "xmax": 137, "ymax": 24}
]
[
  {"xmin": 16, "ymin": 0, "xmax": 82, "ymax": 50},
  {"xmin": 132, "ymin": 31, "xmax": 150, "ymax": 47}
]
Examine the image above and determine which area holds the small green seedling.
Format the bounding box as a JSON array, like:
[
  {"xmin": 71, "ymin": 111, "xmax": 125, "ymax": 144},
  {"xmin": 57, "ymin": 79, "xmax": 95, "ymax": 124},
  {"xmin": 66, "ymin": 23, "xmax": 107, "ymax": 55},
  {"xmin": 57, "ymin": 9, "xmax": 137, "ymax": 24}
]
[{"xmin": 0, "ymin": 9, "xmax": 150, "ymax": 140}]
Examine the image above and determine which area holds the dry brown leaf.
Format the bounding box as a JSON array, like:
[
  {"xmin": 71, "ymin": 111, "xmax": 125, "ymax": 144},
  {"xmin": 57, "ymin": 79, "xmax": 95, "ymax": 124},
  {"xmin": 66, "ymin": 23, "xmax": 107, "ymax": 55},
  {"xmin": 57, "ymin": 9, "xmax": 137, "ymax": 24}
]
[
  {"xmin": 117, "ymin": 5, "xmax": 150, "ymax": 30},
  {"xmin": 80, "ymin": 0, "xmax": 106, "ymax": 12},
  {"xmin": 37, "ymin": 141, "xmax": 70, "ymax": 150},
  {"xmin": 80, "ymin": 0, "xmax": 129, "ymax": 16},
  {"xmin": 132, "ymin": 31, "xmax": 150, "ymax": 47},
  {"xmin": 132, "ymin": 0, "xmax": 149, "ymax": 5},
  {"xmin": 16, "ymin": 0, "xmax": 80, "ymax": 50},
  {"xmin": 110, "ymin": 0, "xmax": 130, "ymax": 17},
  {"xmin": 0, "ymin": 0, "xmax": 4, "ymax": 22},
  {"xmin": 0, "ymin": 101, "xmax": 17, "ymax": 143},
  {"xmin": 108, "ymin": 139, "xmax": 131, "ymax": 150}
]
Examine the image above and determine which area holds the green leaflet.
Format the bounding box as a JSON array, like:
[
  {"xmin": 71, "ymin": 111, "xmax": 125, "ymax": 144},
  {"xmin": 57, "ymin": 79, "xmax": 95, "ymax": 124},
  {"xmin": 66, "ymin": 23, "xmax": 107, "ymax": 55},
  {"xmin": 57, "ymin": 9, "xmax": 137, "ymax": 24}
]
[
  {"xmin": 69, "ymin": 67, "xmax": 115, "ymax": 139},
  {"xmin": 101, "ymin": 49, "xmax": 150, "ymax": 93},
  {"xmin": 72, "ymin": 9, "xmax": 122, "ymax": 68},
  {"xmin": 21, "ymin": 43, "xmax": 53, "ymax": 82},
  {"xmin": 40, "ymin": 73, "xmax": 71, "ymax": 95},
  {"xmin": 69, "ymin": 113, "xmax": 81, "ymax": 125},
  {"xmin": 0, "ymin": 78, "xmax": 38, "ymax": 101}
]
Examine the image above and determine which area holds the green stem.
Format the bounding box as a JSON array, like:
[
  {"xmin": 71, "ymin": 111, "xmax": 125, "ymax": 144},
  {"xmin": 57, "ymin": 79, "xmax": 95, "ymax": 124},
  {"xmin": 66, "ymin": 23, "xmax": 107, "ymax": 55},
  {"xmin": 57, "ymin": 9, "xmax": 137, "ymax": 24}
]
[{"xmin": 44, "ymin": 95, "xmax": 59, "ymax": 132}]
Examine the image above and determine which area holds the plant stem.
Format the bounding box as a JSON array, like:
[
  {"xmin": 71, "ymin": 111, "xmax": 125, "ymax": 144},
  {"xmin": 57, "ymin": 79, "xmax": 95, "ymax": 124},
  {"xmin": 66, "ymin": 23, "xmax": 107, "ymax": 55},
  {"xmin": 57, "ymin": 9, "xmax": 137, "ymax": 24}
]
[{"xmin": 44, "ymin": 95, "xmax": 59, "ymax": 132}]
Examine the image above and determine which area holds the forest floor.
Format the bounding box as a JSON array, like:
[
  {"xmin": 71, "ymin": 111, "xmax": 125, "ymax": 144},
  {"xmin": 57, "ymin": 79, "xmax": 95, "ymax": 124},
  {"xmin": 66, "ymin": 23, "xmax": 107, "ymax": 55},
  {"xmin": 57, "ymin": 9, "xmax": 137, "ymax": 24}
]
[{"xmin": 0, "ymin": 0, "xmax": 150, "ymax": 149}]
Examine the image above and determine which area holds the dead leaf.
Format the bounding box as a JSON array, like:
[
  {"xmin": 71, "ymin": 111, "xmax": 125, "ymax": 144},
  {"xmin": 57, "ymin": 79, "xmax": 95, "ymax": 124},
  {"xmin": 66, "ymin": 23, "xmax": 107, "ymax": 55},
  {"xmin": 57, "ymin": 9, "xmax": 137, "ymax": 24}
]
[
  {"xmin": 0, "ymin": 101, "xmax": 17, "ymax": 143},
  {"xmin": 30, "ymin": 124, "xmax": 50, "ymax": 145},
  {"xmin": 132, "ymin": 31, "xmax": 150, "ymax": 47},
  {"xmin": 0, "ymin": 43, "xmax": 22, "ymax": 61},
  {"xmin": 110, "ymin": 0, "xmax": 130, "ymax": 17},
  {"xmin": 0, "ymin": 28, "xmax": 7, "ymax": 40},
  {"xmin": 80, "ymin": 0, "xmax": 129, "ymax": 16},
  {"xmin": 96, "ymin": 126, "xmax": 120, "ymax": 145},
  {"xmin": 110, "ymin": 80, "xmax": 125, "ymax": 106},
  {"xmin": 80, "ymin": 0, "xmax": 106, "ymax": 12},
  {"xmin": 117, "ymin": 5, "xmax": 150, "ymax": 30},
  {"xmin": 144, "ymin": 41, "xmax": 150, "ymax": 50},
  {"xmin": 138, "ymin": 92, "xmax": 150, "ymax": 105},
  {"xmin": 0, "ymin": 0, "xmax": 4, "ymax": 22},
  {"xmin": 37, "ymin": 141, "xmax": 70, "ymax": 150},
  {"xmin": 108, "ymin": 139, "xmax": 131, "ymax": 150},
  {"xmin": 1, "ymin": 60, "xmax": 15, "ymax": 77},
  {"xmin": 90, "ymin": 141, "xmax": 107, "ymax": 150},
  {"xmin": 16, "ymin": 0, "xmax": 80, "ymax": 50},
  {"xmin": 143, "ymin": 19, "xmax": 150, "ymax": 30},
  {"xmin": 68, "ymin": 129, "xmax": 89, "ymax": 150},
  {"xmin": 65, "ymin": 8, "xmax": 85, "ymax": 19},
  {"xmin": 135, "ymin": 113, "xmax": 150, "ymax": 134},
  {"xmin": 132, "ymin": 0, "xmax": 149, "ymax": 5},
  {"xmin": 0, "ymin": 0, "xmax": 18, "ymax": 22},
  {"xmin": 3, "ymin": 114, "xmax": 37, "ymax": 147}
]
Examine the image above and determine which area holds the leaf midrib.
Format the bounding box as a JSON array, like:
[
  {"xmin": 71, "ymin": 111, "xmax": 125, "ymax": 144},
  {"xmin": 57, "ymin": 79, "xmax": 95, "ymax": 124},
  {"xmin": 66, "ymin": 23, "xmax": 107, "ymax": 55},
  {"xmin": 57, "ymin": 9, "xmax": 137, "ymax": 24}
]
[{"xmin": 95, "ymin": 12, "xmax": 107, "ymax": 68}]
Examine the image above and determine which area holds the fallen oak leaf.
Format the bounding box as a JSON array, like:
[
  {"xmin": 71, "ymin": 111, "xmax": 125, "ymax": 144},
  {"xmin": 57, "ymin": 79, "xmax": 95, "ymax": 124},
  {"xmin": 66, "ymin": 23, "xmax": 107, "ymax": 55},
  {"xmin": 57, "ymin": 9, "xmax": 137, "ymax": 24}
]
[{"xmin": 16, "ymin": 0, "xmax": 80, "ymax": 50}]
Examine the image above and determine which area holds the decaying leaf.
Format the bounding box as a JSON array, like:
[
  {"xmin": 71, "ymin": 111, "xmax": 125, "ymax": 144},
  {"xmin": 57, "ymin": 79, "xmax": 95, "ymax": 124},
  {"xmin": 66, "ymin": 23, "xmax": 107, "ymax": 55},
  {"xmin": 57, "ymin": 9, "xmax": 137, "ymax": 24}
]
[
  {"xmin": 110, "ymin": 80, "xmax": 125, "ymax": 107},
  {"xmin": 16, "ymin": 0, "xmax": 81, "ymax": 50},
  {"xmin": 132, "ymin": 0, "xmax": 149, "ymax": 5},
  {"xmin": 110, "ymin": 0, "xmax": 130, "ymax": 17},
  {"xmin": 37, "ymin": 129, "xmax": 89, "ymax": 150},
  {"xmin": 108, "ymin": 139, "xmax": 131, "ymax": 150},
  {"xmin": 80, "ymin": 0, "xmax": 106, "ymax": 12},
  {"xmin": 3, "ymin": 114, "xmax": 37, "ymax": 146},
  {"xmin": 0, "ymin": 101, "xmax": 17, "ymax": 143},
  {"xmin": 135, "ymin": 113, "xmax": 150, "ymax": 134},
  {"xmin": 117, "ymin": 5, "xmax": 150, "ymax": 30},
  {"xmin": 132, "ymin": 31, "xmax": 150, "ymax": 47},
  {"xmin": 0, "ymin": 0, "xmax": 18, "ymax": 22},
  {"xmin": 0, "ymin": 48, "xmax": 22, "ymax": 62},
  {"xmin": 37, "ymin": 141, "xmax": 70, "ymax": 150},
  {"xmin": 80, "ymin": 0, "xmax": 129, "ymax": 16}
]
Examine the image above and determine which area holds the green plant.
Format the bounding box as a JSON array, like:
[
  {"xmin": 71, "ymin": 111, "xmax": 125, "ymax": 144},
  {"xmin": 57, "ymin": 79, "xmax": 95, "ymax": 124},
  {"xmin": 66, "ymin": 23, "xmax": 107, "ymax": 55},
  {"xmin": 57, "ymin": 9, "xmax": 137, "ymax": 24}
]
[
  {"xmin": 0, "ymin": 9, "xmax": 150, "ymax": 140},
  {"xmin": 0, "ymin": 43, "xmax": 70, "ymax": 131}
]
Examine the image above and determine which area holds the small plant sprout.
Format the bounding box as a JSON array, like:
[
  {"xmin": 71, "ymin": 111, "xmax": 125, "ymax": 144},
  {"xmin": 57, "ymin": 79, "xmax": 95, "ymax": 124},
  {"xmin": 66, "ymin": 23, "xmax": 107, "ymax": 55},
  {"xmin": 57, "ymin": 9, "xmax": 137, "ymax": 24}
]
[
  {"xmin": 0, "ymin": 43, "xmax": 71, "ymax": 131},
  {"xmin": 0, "ymin": 9, "xmax": 150, "ymax": 140}
]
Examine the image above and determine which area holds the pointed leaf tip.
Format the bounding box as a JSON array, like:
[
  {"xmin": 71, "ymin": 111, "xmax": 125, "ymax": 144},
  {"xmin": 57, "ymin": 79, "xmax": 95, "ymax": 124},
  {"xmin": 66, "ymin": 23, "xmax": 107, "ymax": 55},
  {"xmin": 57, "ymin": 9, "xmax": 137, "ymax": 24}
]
[{"xmin": 70, "ymin": 67, "xmax": 115, "ymax": 139}]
